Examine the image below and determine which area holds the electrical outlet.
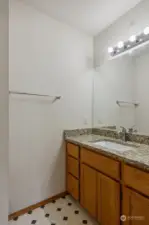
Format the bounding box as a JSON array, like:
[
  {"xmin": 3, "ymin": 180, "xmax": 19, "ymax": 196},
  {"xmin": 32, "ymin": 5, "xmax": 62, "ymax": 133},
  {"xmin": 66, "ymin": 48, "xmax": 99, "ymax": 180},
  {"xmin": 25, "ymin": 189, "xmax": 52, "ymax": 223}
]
[
  {"xmin": 84, "ymin": 118, "xmax": 88, "ymax": 125},
  {"xmin": 98, "ymin": 119, "xmax": 102, "ymax": 124}
]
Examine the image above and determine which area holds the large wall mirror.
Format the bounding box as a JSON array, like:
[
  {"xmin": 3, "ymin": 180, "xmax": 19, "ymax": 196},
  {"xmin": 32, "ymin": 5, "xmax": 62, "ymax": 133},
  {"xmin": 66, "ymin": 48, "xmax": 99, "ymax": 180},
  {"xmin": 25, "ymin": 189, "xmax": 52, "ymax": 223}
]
[{"xmin": 93, "ymin": 42, "xmax": 149, "ymax": 135}]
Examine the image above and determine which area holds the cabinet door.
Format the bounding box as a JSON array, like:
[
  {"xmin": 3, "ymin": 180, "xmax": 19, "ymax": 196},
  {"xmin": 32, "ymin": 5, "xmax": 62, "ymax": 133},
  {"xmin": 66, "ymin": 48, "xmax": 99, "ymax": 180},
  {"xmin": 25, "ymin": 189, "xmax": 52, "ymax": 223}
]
[
  {"xmin": 80, "ymin": 164, "xmax": 97, "ymax": 218},
  {"xmin": 97, "ymin": 173, "xmax": 120, "ymax": 225},
  {"xmin": 123, "ymin": 187, "xmax": 149, "ymax": 225},
  {"xmin": 67, "ymin": 174, "xmax": 79, "ymax": 200}
]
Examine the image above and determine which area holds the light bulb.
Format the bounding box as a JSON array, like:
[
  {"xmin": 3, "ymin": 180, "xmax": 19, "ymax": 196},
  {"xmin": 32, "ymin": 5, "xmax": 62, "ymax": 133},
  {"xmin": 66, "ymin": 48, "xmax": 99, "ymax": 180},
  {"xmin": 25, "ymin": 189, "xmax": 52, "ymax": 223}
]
[
  {"xmin": 129, "ymin": 35, "xmax": 136, "ymax": 42},
  {"xmin": 144, "ymin": 27, "xmax": 149, "ymax": 35},
  {"xmin": 108, "ymin": 47, "xmax": 114, "ymax": 53},
  {"xmin": 117, "ymin": 41, "xmax": 124, "ymax": 48}
]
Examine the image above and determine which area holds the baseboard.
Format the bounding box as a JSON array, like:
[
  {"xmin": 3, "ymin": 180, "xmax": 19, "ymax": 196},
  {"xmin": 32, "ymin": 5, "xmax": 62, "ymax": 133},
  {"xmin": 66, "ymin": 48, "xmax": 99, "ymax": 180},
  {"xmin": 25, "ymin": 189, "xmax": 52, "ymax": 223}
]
[{"xmin": 9, "ymin": 191, "xmax": 67, "ymax": 221}]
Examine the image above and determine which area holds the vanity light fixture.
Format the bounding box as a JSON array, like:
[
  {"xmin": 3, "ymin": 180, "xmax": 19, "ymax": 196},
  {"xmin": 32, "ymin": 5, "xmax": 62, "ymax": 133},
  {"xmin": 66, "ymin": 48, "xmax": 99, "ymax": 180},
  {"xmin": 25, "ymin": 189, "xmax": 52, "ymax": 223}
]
[
  {"xmin": 144, "ymin": 27, "xmax": 149, "ymax": 35},
  {"xmin": 108, "ymin": 26, "xmax": 149, "ymax": 57},
  {"xmin": 117, "ymin": 41, "xmax": 124, "ymax": 48},
  {"xmin": 129, "ymin": 35, "xmax": 136, "ymax": 42},
  {"xmin": 108, "ymin": 47, "xmax": 114, "ymax": 53}
]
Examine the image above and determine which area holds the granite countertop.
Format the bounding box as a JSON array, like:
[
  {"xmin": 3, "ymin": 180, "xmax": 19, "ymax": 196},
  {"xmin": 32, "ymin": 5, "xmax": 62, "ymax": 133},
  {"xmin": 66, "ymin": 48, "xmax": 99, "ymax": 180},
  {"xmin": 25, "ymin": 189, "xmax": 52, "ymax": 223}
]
[{"xmin": 65, "ymin": 134, "xmax": 149, "ymax": 172}]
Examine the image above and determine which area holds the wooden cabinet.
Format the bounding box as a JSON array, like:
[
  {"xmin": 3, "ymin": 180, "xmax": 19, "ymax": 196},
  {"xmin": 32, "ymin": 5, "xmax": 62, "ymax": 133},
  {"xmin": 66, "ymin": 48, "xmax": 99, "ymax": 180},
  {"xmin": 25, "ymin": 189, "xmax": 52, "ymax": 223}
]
[
  {"xmin": 67, "ymin": 143, "xmax": 79, "ymax": 159},
  {"xmin": 80, "ymin": 163, "xmax": 120, "ymax": 224},
  {"xmin": 81, "ymin": 147, "xmax": 120, "ymax": 180},
  {"xmin": 66, "ymin": 142, "xmax": 80, "ymax": 200},
  {"xmin": 67, "ymin": 156, "xmax": 79, "ymax": 178},
  {"xmin": 97, "ymin": 172, "xmax": 120, "ymax": 225},
  {"xmin": 123, "ymin": 164, "xmax": 149, "ymax": 196},
  {"xmin": 66, "ymin": 141, "xmax": 149, "ymax": 225},
  {"xmin": 122, "ymin": 187, "xmax": 149, "ymax": 225},
  {"xmin": 67, "ymin": 173, "xmax": 79, "ymax": 200},
  {"xmin": 80, "ymin": 164, "xmax": 97, "ymax": 218}
]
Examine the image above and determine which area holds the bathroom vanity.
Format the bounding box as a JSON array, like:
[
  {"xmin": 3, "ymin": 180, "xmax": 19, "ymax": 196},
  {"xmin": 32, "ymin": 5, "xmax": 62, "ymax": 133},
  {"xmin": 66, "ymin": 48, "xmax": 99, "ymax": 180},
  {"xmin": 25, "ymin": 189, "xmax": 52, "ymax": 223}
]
[{"xmin": 65, "ymin": 133, "xmax": 149, "ymax": 225}]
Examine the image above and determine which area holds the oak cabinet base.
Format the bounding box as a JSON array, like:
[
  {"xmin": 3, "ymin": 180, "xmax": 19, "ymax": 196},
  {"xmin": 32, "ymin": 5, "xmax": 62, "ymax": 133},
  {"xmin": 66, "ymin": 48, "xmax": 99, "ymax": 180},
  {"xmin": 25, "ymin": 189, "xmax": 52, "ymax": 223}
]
[
  {"xmin": 66, "ymin": 142, "xmax": 149, "ymax": 225},
  {"xmin": 122, "ymin": 187, "xmax": 149, "ymax": 225}
]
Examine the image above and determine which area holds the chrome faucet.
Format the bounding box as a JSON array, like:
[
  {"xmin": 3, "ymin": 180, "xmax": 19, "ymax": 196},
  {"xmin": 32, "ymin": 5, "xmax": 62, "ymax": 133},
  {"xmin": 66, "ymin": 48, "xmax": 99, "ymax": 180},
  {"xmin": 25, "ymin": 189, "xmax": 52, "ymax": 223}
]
[{"xmin": 118, "ymin": 126, "xmax": 129, "ymax": 142}]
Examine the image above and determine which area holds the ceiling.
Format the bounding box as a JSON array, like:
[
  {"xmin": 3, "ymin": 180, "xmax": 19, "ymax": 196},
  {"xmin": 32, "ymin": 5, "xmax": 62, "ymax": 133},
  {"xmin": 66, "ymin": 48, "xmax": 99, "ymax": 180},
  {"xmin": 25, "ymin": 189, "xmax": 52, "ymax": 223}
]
[{"xmin": 22, "ymin": 0, "xmax": 142, "ymax": 35}]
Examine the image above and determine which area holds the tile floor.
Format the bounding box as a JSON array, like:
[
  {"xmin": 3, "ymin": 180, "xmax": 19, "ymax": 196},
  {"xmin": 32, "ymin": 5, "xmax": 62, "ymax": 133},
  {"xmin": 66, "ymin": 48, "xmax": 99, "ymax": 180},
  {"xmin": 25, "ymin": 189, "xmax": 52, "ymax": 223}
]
[{"xmin": 9, "ymin": 195, "xmax": 99, "ymax": 225}]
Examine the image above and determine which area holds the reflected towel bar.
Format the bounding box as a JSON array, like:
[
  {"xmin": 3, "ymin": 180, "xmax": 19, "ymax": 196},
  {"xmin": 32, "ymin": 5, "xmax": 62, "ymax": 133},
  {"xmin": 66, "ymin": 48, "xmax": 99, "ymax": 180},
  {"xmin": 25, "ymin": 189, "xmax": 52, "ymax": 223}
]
[{"xmin": 116, "ymin": 100, "xmax": 139, "ymax": 107}]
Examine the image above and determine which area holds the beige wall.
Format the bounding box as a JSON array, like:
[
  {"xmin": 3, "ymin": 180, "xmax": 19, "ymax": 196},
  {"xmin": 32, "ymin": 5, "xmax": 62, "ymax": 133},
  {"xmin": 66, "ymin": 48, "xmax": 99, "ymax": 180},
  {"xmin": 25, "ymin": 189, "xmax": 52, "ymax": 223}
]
[
  {"xmin": 9, "ymin": 0, "xmax": 93, "ymax": 213},
  {"xmin": 0, "ymin": 0, "xmax": 8, "ymax": 224}
]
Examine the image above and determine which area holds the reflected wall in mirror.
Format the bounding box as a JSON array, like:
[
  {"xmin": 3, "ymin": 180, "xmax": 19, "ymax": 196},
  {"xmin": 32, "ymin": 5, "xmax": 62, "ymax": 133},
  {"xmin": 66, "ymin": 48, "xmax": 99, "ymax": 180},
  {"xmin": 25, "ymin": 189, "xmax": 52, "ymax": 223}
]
[{"xmin": 93, "ymin": 42, "xmax": 149, "ymax": 135}]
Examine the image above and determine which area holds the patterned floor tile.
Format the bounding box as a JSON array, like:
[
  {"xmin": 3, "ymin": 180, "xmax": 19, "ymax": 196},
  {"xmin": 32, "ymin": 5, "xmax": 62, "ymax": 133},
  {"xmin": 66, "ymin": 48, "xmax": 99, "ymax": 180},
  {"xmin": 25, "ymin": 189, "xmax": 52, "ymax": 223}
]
[{"xmin": 9, "ymin": 195, "xmax": 98, "ymax": 225}]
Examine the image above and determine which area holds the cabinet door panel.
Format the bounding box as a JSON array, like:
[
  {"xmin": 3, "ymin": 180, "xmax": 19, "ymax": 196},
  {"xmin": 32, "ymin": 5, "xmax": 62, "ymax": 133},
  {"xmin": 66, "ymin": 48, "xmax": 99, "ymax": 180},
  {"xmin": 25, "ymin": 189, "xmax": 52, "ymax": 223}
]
[
  {"xmin": 67, "ymin": 143, "xmax": 79, "ymax": 159},
  {"xmin": 122, "ymin": 187, "xmax": 130, "ymax": 225},
  {"xmin": 81, "ymin": 164, "xmax": 97, "ymax": 218},
  {"xmin": 123, "ymin": 187, "xmax": 149, "ymax": 225},
  {"xmin": 123, "ymin": 165, "xmax": 149, "ymax": 196},
  {"xmin": 67, "ymin": 174, "xmax": 79, "ymax": 200},
  {"xmin": 67, "ymin": 156, "xmax": 79, "ymax": 178},
  {"xmin": 97, "ymin": 173, "xmax": 120, "ymax": 225},
  {"xmin": 81, "ymin": 148, "xmax": 120, "ymax": 180}
]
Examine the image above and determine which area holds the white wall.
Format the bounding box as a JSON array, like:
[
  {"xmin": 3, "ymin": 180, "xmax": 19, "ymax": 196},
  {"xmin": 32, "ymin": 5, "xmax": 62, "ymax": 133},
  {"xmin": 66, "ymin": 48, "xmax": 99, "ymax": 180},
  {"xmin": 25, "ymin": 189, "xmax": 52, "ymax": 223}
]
[
  {"xmin": 93, "ymin": 0, "xmax": 149, "ymax": 129},
  {"xmin": 9, "ymin": 0, "xmax": 93, "ymax": 213},
  {"xmin": 133, "ymin": 45, "xmax": 149, "ymax": 134},
  {"xmin": 0, "ymin": 0, "xmax": 8, "ymax": 224}
]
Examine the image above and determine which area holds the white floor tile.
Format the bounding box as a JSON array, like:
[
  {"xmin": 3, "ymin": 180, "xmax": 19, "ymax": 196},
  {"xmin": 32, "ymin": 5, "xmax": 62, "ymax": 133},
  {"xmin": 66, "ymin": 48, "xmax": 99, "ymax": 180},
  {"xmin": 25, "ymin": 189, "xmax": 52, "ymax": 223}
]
[{"xmin": 9, "ymin": 195, "xmax": 99, "ymax": 225}]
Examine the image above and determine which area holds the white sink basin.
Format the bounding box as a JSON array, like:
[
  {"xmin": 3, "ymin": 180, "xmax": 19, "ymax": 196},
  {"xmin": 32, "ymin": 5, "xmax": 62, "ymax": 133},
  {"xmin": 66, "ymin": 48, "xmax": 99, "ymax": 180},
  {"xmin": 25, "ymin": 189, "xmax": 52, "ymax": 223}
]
[{"xmin": 93, "ymin": 141, "xmax": 135, "ymax": 152}]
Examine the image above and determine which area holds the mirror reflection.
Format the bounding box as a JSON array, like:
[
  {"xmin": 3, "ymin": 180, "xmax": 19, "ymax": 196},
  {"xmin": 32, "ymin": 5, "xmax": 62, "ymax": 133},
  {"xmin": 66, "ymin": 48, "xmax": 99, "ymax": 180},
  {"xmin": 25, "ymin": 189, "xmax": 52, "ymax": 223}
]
[{"xmin": 93, "ymin": 42, "xmax": 149, "ymax": 135}]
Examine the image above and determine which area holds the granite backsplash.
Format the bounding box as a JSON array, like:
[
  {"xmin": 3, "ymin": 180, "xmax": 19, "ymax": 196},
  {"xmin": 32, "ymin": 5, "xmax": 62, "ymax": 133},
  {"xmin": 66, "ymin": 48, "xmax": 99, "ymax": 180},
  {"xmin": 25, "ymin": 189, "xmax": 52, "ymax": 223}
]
[
  {"xmin": 64, "ymin": 128, "xmax": 92, "ymax": 138},
  {"xmin": 64, "ymin": 128, "xmax": 149, "ymax": 145}
]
